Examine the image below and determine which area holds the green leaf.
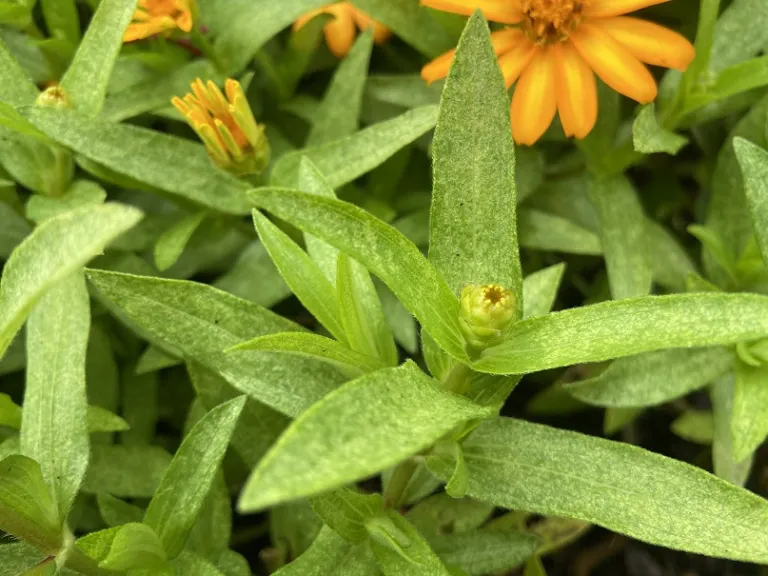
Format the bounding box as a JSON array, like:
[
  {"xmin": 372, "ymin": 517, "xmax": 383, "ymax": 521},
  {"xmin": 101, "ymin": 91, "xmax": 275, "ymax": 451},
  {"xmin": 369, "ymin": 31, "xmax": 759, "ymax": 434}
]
[
  {"xmin": 213, "ymin": 241, "xmax": 290, "ymax": 308},
  {"xmin": 87, "ymin": 405, "xmax": 130, "ymax": 434},
  {"xmin": 154, "ymin": 211, "xmax": 207, "ymax": 272},
  {"xmin": 518, "ymin": 209, "xmax": 602, "ymax": 256},
  {"xmin": 473, "ymin": 293, "xmax": 768, "ymax": 375},
  {"xmin": 522, "ymin": 264, "xmax": 565, "ymax": 320},
  {"xmin": 708, "ymin": 0, "xmax": 768, "ymax": 74},
  {"xmin": 20, "ymin": 273, "xmax": 90, "ymax": 523},
  {"xmin": 524, "ymin": 556, "xmax": 547, "ymax": 576},
  {"xmin": 239, "ymin": 362, "xmax": 491, "ymax": 511},
  {"xmin": 336, "ymin": 254, "xmax": 398, "ymax": 365},
  {"xmin": 249, "ymin": 188, "xmax": 468, "ymax": 362},
  {"xmin": 0, "ymin": 393, "xmax": 21, "ymax": 428},
  {"xmin": 632, "ymin": 104, "xmax": 688, "ymax": 155},
  {"xmin": 647, "ymin": 220, "xmax": 698, "ymax": 292},
  {"xmin": 530, "ymin": 516, "xmax": 591, "ymax": 556},
  {"xmin": 272, "ymin": 525, "xmax": 378, "ymax": 576},
  {"xmin": 41, "ymin": 0, "xmax": 80, "ymax": 45},
  {"xmin": 307, "ymin": 30, "xmax": 373, "ymax": 146},
  {"xmin": 310, "ymin": 489, "xmax": 384, "ymax": 544},
  {"xmin": 711, "ymin": 375, "xmax": 753, "ymax": 486},
  {"xmin": 296, "ymin": 158, "xmax": 338, "ymax": 282},
  {"xmin": 368, "ymin": 509, "xmax": 452, "ymax": 576},
  {"xmin": 587, "ymin": 176, "xmax": 652, "ymax": 299},
  {"xmin": 171, "ymin": 551, "xmax": 228, "ymax": 576},
  {"xmin": 83, "ymin": 445, "xmax": 171, "ymax": 498},
  {"xmin": 0, "ymin": 34, "xmax": 38, "ymax": 106},
  {"xmin": 566, "ymin": 348, "xmax": 733, "ymax": 408},
  {"xmin": 351, "ymin": 0, "xmax": 453, "ymax": 57},
  {"xmin": 406, "ymin": 493, "xmax": 494, "ymax": 536},
  {"xmin": 270, "ymin": 105, "xmax": 439, "ymax": 188},
  {"xmin": 144, "ymin": 396, "xmax": 245, "ymax": 559},
  {"xmin": 97, "ymin": 493, "xmax": 144, "ymax": 527},
  {"xmin": 366, "ymin": 75, "xmax": 442, "ymax": 109},
  {"xmin": 86, "ymin": 270, "xmax": 344, "ymax": 417},
  {"xmin": 253, "ymin": 210, "xmax": 346, "ymax": 341},
  {"xmin": 25, "ymin": 180, "xmax": 107, "ymax": 223},
  {"xmin": 0, "ymin": 203, "xmax": 142, "ymax": 358},
  {"xmin": 120, "ymin": 368, "xmax": 158, "ymax": 445},
  {"xmin": 136, "ymin": 345, "xmax": 182, "ymax": 374},
  {"xmin": 99, "ymin": 522, "xmax": 170, "ymax": 572},
  {"xmin": 427, "ymin": 416, "xmax": 768, "ymax": 563},
  {"xmin": 732, "ymin": 358, "xmax": 768, "ymax": 462},
  {"xmin": 229, "ymin": 332, "xmax": 386, "ymax": 375},
  {"xmin": 734, "ymin": 137, "xmax": 768, "ymax": 269},
  {"xmin": 22, "ymin": 107, "xmax": 252, "ymax": 215},
  {"xmin": 671, "ymin": 410, "xmax": 714, "ymax": 445},
  {"xmin": 429, "ymin": 12, "xmax": 521, "ymax": 307},
  {"xmin": 59, "ymin": 0, "xmax": 138, "ymax": 116},
  {"xmin": 429, "ymin": 530, "xmax": 540, "ymax": 576},
  {"xmin": 0, "ymin": 455, "xmax": 61, "ymax": 553},
  {"xmin": 0, "ymin": 200, "xmax": 30, "ymax": 259}
]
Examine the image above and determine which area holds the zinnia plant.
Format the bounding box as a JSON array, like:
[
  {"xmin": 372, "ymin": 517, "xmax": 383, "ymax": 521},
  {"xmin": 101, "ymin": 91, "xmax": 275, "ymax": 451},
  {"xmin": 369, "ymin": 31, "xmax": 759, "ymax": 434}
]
[{"xmin": 2, "ymin": 0, "xmax": 768, "ymax": 575}]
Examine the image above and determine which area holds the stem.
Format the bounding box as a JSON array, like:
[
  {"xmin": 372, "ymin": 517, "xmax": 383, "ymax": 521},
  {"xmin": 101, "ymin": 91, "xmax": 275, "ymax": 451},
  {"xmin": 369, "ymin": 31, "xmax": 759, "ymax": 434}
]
[
  {"xmin": 443, "ymin": 362, "xmax": 474, "ymax": 396},
  {"xmin": 383, "ymin": 459, "xmax": 418, "ymax": 509},
  {"xmin": 65, "ymin": 547, "xmax": 121, "ymax": 576}
]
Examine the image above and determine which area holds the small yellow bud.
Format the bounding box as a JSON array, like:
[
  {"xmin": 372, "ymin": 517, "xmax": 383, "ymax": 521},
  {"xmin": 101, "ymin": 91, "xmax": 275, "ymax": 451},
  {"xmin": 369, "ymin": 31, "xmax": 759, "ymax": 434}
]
[
  {"xmin": 459, "ymin": 284, "xmax": 516, "ymax": 351},
  {"xmin": 171, "ymin": 78, "xmax": 270, "ymax": 176},
  {"xmin": 36, "ymin": 85, "xmax": 71, "ymax": 109}
]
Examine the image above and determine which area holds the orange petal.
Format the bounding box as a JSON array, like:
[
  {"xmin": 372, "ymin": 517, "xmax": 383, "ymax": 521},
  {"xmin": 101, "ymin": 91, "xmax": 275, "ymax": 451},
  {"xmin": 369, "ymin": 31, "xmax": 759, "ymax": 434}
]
[
  {"xmin": 351, "ymin": 9, "xmax": 392, "ymax": 44},
  {"xmin": 421, "ymin": 28, "xmax": 524, "ymax": 85},
  {"xmin": 570, "ymin": 23, "xmax": 657, "ymax": 103},
  {"xmin": 553, "ymin": 43, "xmax": 597, "ymax": 139},
  {"xmin": 511, "ymin": 47, "xmax": 557, "ymax": 146},
  {"xmin": 585, "ymin": 0, "xmax": 672, "ymax": 18},
  {"xmin": 420, "ymin": 0, "xmax": 523, "ymax": 24},
  {"xmin": 592, "ymin": 17, "xmax": 695, "ymax": 71},
  {"xmin": 324, "ymin": 7, "xmax": 357, "ymax": 58},
  {"xmin": 498, "ymin": 38, "xmax": 536, "ymax": 88}
]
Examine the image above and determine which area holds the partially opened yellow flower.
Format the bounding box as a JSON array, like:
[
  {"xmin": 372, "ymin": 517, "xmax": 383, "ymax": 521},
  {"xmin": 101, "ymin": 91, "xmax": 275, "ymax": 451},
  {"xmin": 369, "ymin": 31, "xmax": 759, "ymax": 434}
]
[
  {"xmin": 123, "ymin": 0, "xmax": 193, "ymax": 42},
  {"xmin": 421, "ymin": 0, "xmax": 695, "ymax": 145},
  {"xmin": 294, "ymin": 2, "xmax": 391, "ymax": 58},
  {"xmin": 172, "ymin": 79, "xmax": 270, "ymax": 176}
]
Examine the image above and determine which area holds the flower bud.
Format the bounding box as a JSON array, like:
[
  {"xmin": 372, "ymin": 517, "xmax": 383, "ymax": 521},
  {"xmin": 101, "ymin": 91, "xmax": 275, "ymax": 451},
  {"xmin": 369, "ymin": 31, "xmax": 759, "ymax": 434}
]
[
  {"xmin": 36, "ymin": 84, "xmax": 71, "ymax": 109},
  {"xmin": 171, "ymin": 78, "xmax": 270, "ymax": 176},
  {"xmin": 459, "ymin": 283, "xmax": 516, "ymax": 350}
]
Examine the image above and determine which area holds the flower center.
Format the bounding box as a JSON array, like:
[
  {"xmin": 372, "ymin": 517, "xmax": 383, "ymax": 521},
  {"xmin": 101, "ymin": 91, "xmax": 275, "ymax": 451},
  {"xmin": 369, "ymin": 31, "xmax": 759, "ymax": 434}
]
[{"xmin": 520, "ymin": 0, "xmax": 588, "ymax": 44}]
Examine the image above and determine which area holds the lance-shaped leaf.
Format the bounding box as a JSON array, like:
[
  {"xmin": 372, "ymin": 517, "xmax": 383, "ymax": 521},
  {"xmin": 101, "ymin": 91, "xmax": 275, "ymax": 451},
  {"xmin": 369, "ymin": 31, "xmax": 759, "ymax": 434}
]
[
  {"xmin": 22, "ymin": 107, "xmax": 252, "ymax": 215},
  {"xmin": 633, "ymin": 104, "xmax": 688, "ymax": 155},
  {"xmin": 429, "ymin": 529, "xmax": 540, "ymax": 576},
  {"xmin": 21, "ymin": 273, "xmax": 90, "ymax": 522},
  {"xmin": 0, "ymin": 34, "xmax": 38, "ymax": 106},
  {"xmin": 270, "ymin": 105, "xmax": 438, "ymax": 188},
  {"xmin": 429, "ymin": 12, "xmax": 522, "ymax": 307},
  {"xmin": 144, "ymin": 396, "xmax": 245, "ymax": 559},
  {"xmin": 86, "ymin": 270, "xmax": 344, "ymax": 417},
  {"xmin": 59, "ymin": 0, "xmax": 138, "ymax": 116},
  {"xmin": 0, "ymin": 203, "xmax": 142, "ymax": 358},
  {"xmin": 473, "ymin": 293, "xmax": 768, "ymax": 375},
  {"xmin": 99, "ymin": 523, "xmax": 170, "ymax": 572},
  {"xmin": 427, "ymin": 417, "xmax": 768, "ymax": 563},
  {"xmin": 731, "ymin": 358, "xmax": 768, "ymax": 462},
  {"xmin": 711, "ymin": 374, "xmax": 753, "ymax": 487},
  {"xmin": 734, "ymin": 137, "xmax": 768, "ymax": 268},
  {"xmin": 272, "ymin": 526, "xmax": 378, "ymax": 576},
  {"xmin": 310, "ymin": 489, "xmax": 384, "ymax": 544},
  {"xmin": 567, "ymin": 347, "xmax": 734, "ymax": 408},
  {"xmin": 249, "ymin": 188, "xmax": 468, "ymax": 361},
  {"xmin": 522, "ymin": 264, "xmax": 565, "ymax": 320},
  {"xmin": 239, "ymin": 362, "xmax": 491, "ymax": 511}
]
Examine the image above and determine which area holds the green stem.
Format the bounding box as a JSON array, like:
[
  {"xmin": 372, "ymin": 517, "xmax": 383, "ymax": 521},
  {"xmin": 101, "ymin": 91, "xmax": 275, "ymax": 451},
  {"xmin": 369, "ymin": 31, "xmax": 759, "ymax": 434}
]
[
  {"xmin": 383, "ymin": 459, "xmax": 418, "ymax": 509},
  {"xmin": 65, "ymin": 548, "xmax": 121, "ymax": 576},
  {"xmin": 443, "ymin": 362, "xmax": 474, "ymax": 396}
]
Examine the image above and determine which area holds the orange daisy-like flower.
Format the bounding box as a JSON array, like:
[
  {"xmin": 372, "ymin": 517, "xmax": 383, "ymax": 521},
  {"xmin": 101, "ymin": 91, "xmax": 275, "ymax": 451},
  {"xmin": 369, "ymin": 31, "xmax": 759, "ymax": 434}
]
[
  {"xmin": 294, "ymin": 2, "xmax": 391, "ymax": 58},
  {"xmin": 123, "ymin": 0, "xmax": 193, "ymax": 43},
  {"xmin": 421, "ymin": 0, "xmax": 696, "ymax": 145}
]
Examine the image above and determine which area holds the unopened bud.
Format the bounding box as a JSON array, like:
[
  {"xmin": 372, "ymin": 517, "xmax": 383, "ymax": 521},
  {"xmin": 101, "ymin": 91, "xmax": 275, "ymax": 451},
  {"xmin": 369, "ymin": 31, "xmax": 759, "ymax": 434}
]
[
  {"xmin": 172, "ymin": 78, "xmax": 270, "ymax": 176},
  {"xmin": 36, "ymin": 84, "xmax": 70, "ymax": 109},
  {"xmin": 459, "ymin": 284, "xmax": 516, "ymax": 350}
]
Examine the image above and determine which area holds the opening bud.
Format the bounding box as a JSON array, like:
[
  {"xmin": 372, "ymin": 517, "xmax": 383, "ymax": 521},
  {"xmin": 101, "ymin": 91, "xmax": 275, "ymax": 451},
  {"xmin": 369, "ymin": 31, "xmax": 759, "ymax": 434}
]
[
  {"xmin": 36, "ymin": 84, "xmax": 71, "ymax": 109},
  {"xmin": 459, "ymin": 283, "xmax": 516, "ymax": 351}
]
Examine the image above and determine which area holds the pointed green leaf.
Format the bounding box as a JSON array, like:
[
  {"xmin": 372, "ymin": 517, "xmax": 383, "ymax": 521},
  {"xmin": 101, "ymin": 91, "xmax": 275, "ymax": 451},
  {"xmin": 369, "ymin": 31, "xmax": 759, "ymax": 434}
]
[
  {"xmin": 0, "ymin": 455, "xmax": 61, "ymax": 553},
  {"xmin": 270, "ymin": 105, "xmax": 438, "ymax": 188},
  {"xmin": 83, "ymin": 445, "xmax": 171, "ymax": 498},
  {"xmin": 171, "ymin": 552, "xmax": 228, "ymax": 576},
  {"xmin": 144, "ymin": 396, "xmax": 245, "ymax": 558},
  {"xmin": 59, "ymin": 0, "xmax": 138, "ymax": 116},
  {"xmin": 732, "ymin": 358, "xmax": 768, "ymax": 462},
  {"xmin": 522, "ymin": 264, "xmax": 565, "ymax": 320},
  {"xmin": 474, "ymin": 293, "xmax": 768, "ymax": 375},
  {"xmin": 0, "ymin": 204, "xmax": 142, "ymax": 358},
  {"xmin": 633, "ymin": 104, "xmax": 688, "ymax": 155},
  {"xmin": 0, "ymin": 201, "xmax": 31, "ymax": 259},
  {"xmin": 307, "ymin": 30, "xmax": 372, "ymax": 146},
  {"xmin": 0, "ymin": 35, "xmax": 38, "ymax": 106},
  {"xmin": 711, "ymin": 375, "xmax": 753, "ymax": 486},
  {"xmin": 734, "ymin": 137, "xmax": 768, "ymax": 268},
  {"xmin": 41, "ymin": 0, "xmax": 80, "ymax": 45},
  {"xmin": 428, "ymin": 417, "xmax": 768, "ymax": 563},
  {"xmin": 87, "ymin": 406, "xmax": 130, "ymax": 434},
  {"xmin": 86, "ymin": 270, "xmax": 344, "ymax": 417},
  {"xmin": 566, "ymin": 348, "xmax": 733, "ymax": 408},
  {"xmin": 297, "ymin": 158, "xmax": 338, "ymax": 282},
  {"xmin": 429, "ymin": 12, "xmax": 521, "ymax": 305},
  {"xmin": 97, "ymin": 493, "xmax": 144, "ymax": 527},
  {"xmin": 22, "ymin": 107, "xmax": 252, "ymax": 214},
  {"xmin": 272, "ymin": 525, "xmax": 378, "ymax": 576},
  {"xmin": 429, "ymin": 530, "xmax": 540, "ymax": 576},
  {"xmin": 253, "ymin": 210, "xmax": 346, "ymax": 341},
  {"xmin": 671, "ymin": 410, "xmax": 714, "ymax": 444},
  {"xmin": 26, "ymin": 180, "xmax": 107, "ymax": 223},
  {"xmin": 249, "ymin": 188, "xmax": 468, "ymax": 361},
  {"xmin": 99, "ymin": 523, "xmax": 170, "ymax": 572},
  {"xmin": 518, "ymin": 209, "xmax": 602, "ymax": 256},
  {"xmin": 239, "ymin": 362, "xmax": 491, "ymax": 511},
  {"xmin": 310, "ymin": 489, "xmax": 384, "ymax": 544},
  {"xmin": 154, "ymin": 212, "xmax": 207, "ymax": 272}
]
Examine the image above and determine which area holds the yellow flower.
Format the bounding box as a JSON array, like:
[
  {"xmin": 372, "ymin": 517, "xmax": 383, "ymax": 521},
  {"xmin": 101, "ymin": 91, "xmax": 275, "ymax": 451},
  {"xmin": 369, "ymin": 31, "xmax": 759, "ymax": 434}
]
[
  {"xmin": 421, "ymin": 0, "xmax": 696, "ymax": 145},
  {"xmin": 294, "ymin": 2, "xmax": 391, "ymax": 58},
  {"xmin": 171, "ymin": 79, "xmax": 271, "ymax": 176},
  {"xmin": 123, "ymin": 0, "xmax": 193, "ymax": 42}
]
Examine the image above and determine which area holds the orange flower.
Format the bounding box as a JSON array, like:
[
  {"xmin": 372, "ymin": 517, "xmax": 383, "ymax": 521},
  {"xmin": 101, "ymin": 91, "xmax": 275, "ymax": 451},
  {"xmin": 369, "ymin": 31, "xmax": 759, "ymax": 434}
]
[
  {"xmin": 294, "ymin": 2, "xmax": 391, "ymax": 58},
  {"xmin": 172, "ymin": 79, "xmax": 270, "ymax": 175},
  {"xmin": 421, "ymin": 0, "xmax": 695, "ymax": 145},
  {"xmin": 123, "ymin": 0, "xmax": 193, "ymax": 42}
]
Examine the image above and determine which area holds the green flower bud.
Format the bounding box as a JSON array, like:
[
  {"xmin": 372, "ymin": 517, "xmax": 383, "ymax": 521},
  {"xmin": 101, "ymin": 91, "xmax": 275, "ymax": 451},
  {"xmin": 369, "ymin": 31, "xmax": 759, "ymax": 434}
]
[
  {"xmin": 36, "ymin": 84, "xmax": 71, "ymax": 109},
  {"xmin": 459, "ymin": 283, "xmax": 516, "ymax": 351}
]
